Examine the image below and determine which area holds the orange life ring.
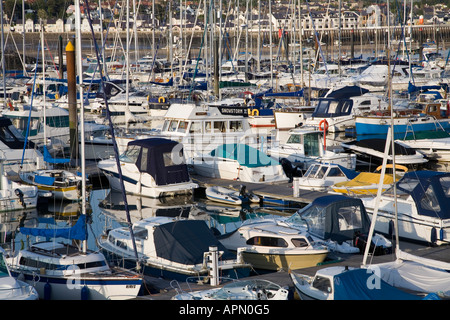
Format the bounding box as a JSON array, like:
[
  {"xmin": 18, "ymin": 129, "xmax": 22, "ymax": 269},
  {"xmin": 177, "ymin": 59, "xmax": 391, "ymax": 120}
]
[
  {"xmin": 319, "ymin": 119, "xmax": 329, "ymax": 133},
  {"xmin": 319, "ymin": 119, "xmax": 329, "ymax": 150}
]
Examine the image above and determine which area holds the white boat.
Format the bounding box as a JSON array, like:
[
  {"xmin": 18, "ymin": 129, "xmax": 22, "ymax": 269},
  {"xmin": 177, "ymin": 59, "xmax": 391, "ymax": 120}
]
[
  {"xmin": 0, "ymin": 250, "xmax": 38, "ymax": 300},
  {"xmin": 5, "ymin": 216, "xmax": 143, "ymax": 300},
  {"xmin": 289, "ymin": 266, "xmax": 436, "ymax": 300},
  {"xmin": 361, "ymin": 170, "xmax": 450, "ymax": 245},
  {"xmin": 98, "ymin": 216, "xmax": 251, "ymax": 281},
  {"xmin": 396, "ymin": 129, "xmax": 450, "ymax": 164},
  {"xmin": 218, "ymin": 218, "xmax": 329, "ymax": 271},
  {"xmin": 153, "ymin": 102, "xmax": 264, "ymax": 164},
  {"xmin": 19, "ymin": 168, "xmax": 84, "ymax": 201},
  {"xmin": 301, "ymin": 94, "xmax": 388, "ymax": 133},
  {"xmin": 0, "ymin": 116, "xmax": 45, "ymax": 176},
  {"xmin": 294, "ymin": 162, "xmax": 358, "ymax": 192},
  {"xmin": 171, "ymin": 278, "xmax": 289, "ymax": 300},
  {"xmin": 205, "ymin": 186, "xmax": 260, "ymax": 205},
  {"xmin": 331, "ymin": 164, "xmax": 408, "ymax": 196},
  {"xmin": 97, "ymin": 138, "xmax": 198, "ymax": 198},
  {"xmin": 0, "ymin": 171, "xmax": 38, "ymax": 212},
  {"xmin": 192, "ymin": 143, "xmax": 289, "ymax": 184},
  {"xmin": 268, "ymin": 127, "xmax": 357, "ymax": 171},
  {"xmin": 341, "ymin": 138, "xmax": 428, "ymax": 168}
]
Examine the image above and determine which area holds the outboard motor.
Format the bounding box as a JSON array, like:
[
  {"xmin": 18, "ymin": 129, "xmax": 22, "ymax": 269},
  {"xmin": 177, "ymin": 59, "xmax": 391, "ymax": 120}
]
[{"xmin": 14, "ymin": 189, "xmax": 26, "ymax": 208}]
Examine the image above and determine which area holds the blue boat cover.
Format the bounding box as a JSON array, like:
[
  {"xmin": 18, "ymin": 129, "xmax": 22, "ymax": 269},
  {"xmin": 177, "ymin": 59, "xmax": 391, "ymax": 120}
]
[
  {"xmin": 43, "ymin": 145, "xmax": 70, "ymax": 164},
  {"xmin": 299, "ymin": 195, "xmax": 371, "ymax": 243},
  {"xmin": 333, "ymin": 268, "xmax": 438, "ymax": 300},
  {"xmin": 394, "ymin": 171, "xmax": 450, "ymax": 219},
  {"xmin": 19, "ymin": 214, "xmax": 87, "ymax": 241},
  {"xmin": 210, "ymin": 144, "xmax": 280, "ymax": 168},
  {"xmin": 128, "ymin": 138, "xmax": 191, "ymax": 186},
  {"xmin": 153, "ymin": 220, "xmax": 235, "ymax": 265},
  {"xmin": 34, "ymin": 175, "xmax": 55, "ymax": 186}
]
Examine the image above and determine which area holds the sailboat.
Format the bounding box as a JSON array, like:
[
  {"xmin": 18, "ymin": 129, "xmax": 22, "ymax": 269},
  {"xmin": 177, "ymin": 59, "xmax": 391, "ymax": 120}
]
[{"xmin": 17, "ymin": 35, "xmax": 85, "ymax": 202}]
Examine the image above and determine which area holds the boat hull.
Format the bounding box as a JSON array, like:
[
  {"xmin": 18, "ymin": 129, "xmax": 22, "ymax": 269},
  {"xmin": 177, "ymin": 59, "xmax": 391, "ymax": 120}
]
[
  {"xmin": 10, "ymin": 270, "xmax": 143, "ymax": 300},
  {"xmin": 355, "ymin": 117, "xmax": 450, "ymax": 136},
  {"xmin": 241, "ymin": 250, "xmax": 329, "ymax": 271}
]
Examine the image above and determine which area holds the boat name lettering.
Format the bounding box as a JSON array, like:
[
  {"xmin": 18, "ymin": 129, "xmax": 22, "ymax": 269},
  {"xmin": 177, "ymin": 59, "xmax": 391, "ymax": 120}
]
[{"xmin": 217, "ymin": 107, "xmax": 249, "ymax": 117}]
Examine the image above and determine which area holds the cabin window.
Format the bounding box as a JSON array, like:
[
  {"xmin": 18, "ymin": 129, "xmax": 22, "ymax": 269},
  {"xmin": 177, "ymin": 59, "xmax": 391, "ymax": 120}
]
[
  {"xmin": 214, "ymin": 121, "xmax": 226, "ymax": 133},
  {"xmin": 205, "ymin": 121, "xmax": 212, "ymax": 133},
  {"xmin": 120, "ymin": 145, "xmax": 141, "ymax": 163},
  {"xmin": 312, "ymin": 276, "xmax": 332, "ymax": 293},
  {"xmin": 246, "ymin": 236, "xmax": 288, "ymax": 248},
  {"xmin": 162, "ymin": 120, "xmax": 170, "ymax": 132},
  {"xmin": 420, "ymin": 185, "xmax": 441, "ymax": 212},
  {"xmin": 328, "ymin": 167, "xmax": 345, "ymax": 177},
  {"xmin": 0, "ymin": 254, "xmax": 8, "ymax": 278},
  {"xmin": 0, "ymin": 126, "xmax": 15, "ymax": 142},
  {"xmin": 286, "ymin": 134, "xmax": 301, "ymax": 144},
  {"xmin": 133, "ymin": 227, "xmax": 148, "ymax": 240},
  {"xmin": 304, "ymin": 133, "xmax": 320, "ymax": 156},
  {"xmin": 177, "ymin": 121, "xmax": 188, "ymax": 133},
  {"xmin": 168, "ymin": 120, "xmax": 179, "ymax": 132},
  {"xmin": 316, "ymin": 166, "xmax": 328, "ymax": 179},
  {"xmin": 230, "ymin": 120, "xmax": 243, "ymax": 132},
  {"xmin": 440, "ymin": 177, "xmax": 450, "ymax": 197},
  {"xmin": 337, "ymin": 206, "xmax": 363, "ymax": 231},
  {"xmin": 163, "ymin": 149, "xmax": 185, "ymax": 166},
  {"xmin": 140, "ymin": 147, "xmax": 148, "ymax": 171},
  {"xmin": 291, "ymin": 238, "xmax": 309, "ymax": 248},
  {"xmin": 189, "ymin": 121, "xmax": 202, "ymax": 133}
]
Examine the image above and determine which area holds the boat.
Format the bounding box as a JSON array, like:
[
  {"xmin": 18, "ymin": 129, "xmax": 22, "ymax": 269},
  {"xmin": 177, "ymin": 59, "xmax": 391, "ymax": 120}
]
[
  {"xmin": 0, "ymin": 162, "xmax": 38, "ymax": 211},
  {"xmin": 331, "ymin": 164, "xmax": 408, "ymax": 196},
  {"xmin": 5, "ymin": 215, "xmax": 144, "ymax": 300},
  {"xmin": 98, "ymin": 216, "xmax": 252, "ymax": 281},
  {"xmin": 341, "ymin": 138, "xmax": 428, "ymax": 169},
  {"xmin": 97, "ymin": 138, "xmax": 198, "ymax": 198},
  {"xmin": 0, "ymin": 116, "xmax": 44, "ymax": 176},
  {"xmin": 287, "ymin": 194, "xmax": 392, "ymax": 254},
  {"xmin": 354, "ymin": 108, "xmax": 450, "ymax": 137},
  {"xmin": 149, "ymin": 102, "xmax": 265, "ymax": 164},
  {"xmin": 171, "ymin": 278, "xmax": 289, "ymax": 300},
  {"xmin": 294, "ymin": 162, "xmax": 359, "ymax": 192},
  {"xmin": 19, "ymin": 168, "xmax": 85, "ymax": 201},
  {"xmin": 289, "ymin": 266, "xmax": 438, "ymax": 300},
  {"xmin": 396, "ymin": 129, "xmax": 450, "ymax": 164},
  {"xmin": 268, "ymin": 127, "xmax": 357, "ymax": 171},
  {"xmin": 218, "ymin": 217, "xmax": 329, "ymax": 271},
  {"xmin": 361, "ymin": 170, "xmax": 450, "ymax": 245},
  {"xmin": 301, "ymin": 93, "xmax": 387, "ymax": 133},
  {"xmin": 192, "ymin": 143, "xmax": 289, "ymax": 184},
  {"xmin": 99, "ymin": 190, "xmax": 196, "ymax": 223},
  {"xmin": 0, "ymin": 249, "xmax": 39, "ymax": 300},
  {"xmin": 205, "ymin": 186, "xmax": 260, "ymax": 205}
]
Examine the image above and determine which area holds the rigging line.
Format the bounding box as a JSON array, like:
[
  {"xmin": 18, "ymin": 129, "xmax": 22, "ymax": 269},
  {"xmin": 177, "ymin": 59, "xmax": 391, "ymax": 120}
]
[
  {"xmin": 304, "ymin": 0, "xmax": 328, "ymax": 77},
  {"xmin": 20, "ymin": 43, "xmax": 41, "ymax": 168},
  {"xmin": 82, "ymin": 0, "xmax": 141, "ymax": 270}
]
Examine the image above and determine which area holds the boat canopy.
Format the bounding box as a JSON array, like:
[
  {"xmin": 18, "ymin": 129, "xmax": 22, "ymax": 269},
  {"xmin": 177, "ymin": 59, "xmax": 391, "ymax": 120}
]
[
  {"xmin": 384, "ymin": 171, "xmax": 450, "ymax": 219},
  {"xmin": 211, "ymin": 143, "xmax": 280, "ymax": 168},
  {"xmin": 311, "ymin": 98, "xmax": 353, "ymax": 119},
  {"xmin": 296, "ymin": 195, "xmax": 371, "ymax": 243},
  {"xmin": 19, "ymin": 214, "xmax": 87, "ymax": 240},
  {"xmin": 153, "ymin": 220, "xmax": 235, "ymax": 265},
  {"xmin": 333, "ymin": 268, "xmax": 437, "ymax": 300},
  {"xmin": 128, "ymin": 138, "xmax": 190, "ymax": 186}
]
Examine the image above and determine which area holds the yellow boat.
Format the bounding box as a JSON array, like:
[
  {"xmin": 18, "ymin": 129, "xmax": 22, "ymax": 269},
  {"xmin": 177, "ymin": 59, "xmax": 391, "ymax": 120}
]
[{"xmin": 331, "ymin": 164, "xmax": 408, "ymax": 195}]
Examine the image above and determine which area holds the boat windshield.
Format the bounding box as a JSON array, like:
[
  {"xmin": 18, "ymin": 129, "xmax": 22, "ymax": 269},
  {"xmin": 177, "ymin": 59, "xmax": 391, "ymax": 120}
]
[
  {"xmin": 0, "ymin": 254, "xmax": 9, "ymax": 278},
  {"xmin": 120, "ymin": 145, "xmax": 141, "ymax": 163}
]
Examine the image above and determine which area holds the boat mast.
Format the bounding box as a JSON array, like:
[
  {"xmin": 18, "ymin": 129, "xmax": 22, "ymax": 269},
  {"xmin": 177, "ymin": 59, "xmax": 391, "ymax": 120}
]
[{"xmin": 75, "ymin": 0, "xmax": 87, "ymax": 253}]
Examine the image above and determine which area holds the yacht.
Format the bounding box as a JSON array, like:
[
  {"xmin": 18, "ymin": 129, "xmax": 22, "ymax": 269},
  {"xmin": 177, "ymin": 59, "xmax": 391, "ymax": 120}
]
[{"xmin": 97, "ymin": 138, "xmax": 198, "ymax": 198}]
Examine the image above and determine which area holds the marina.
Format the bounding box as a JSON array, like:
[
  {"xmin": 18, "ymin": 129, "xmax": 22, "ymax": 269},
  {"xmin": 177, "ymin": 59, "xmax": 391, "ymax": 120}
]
[{"xmin": 1, "ymin": 0, "xmax": 450, "ymax": 305}]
